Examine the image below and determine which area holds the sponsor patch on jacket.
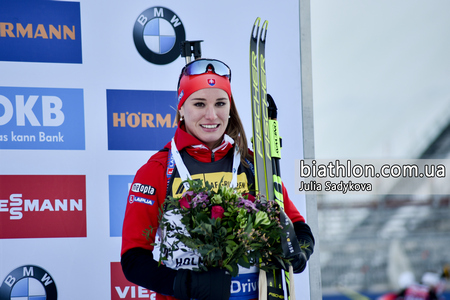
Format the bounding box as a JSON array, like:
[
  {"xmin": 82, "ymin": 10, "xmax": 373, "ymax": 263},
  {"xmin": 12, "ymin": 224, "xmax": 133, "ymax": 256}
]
[
  {"xmin": 131, "ymin": 183, "xmax": 156, "ymax": 195},
  {"xmin": 128, "ymin": 195, "xmax": 154, "ymax": 206}
]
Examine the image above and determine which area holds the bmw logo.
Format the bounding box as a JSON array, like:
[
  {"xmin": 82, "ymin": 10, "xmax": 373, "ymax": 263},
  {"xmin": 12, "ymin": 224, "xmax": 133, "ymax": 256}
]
[
  {"xmin": 133, "ymin": 7, "xmax": 186, "ymax": 65},
  {"xmin": 0, "ymin": 265, "xmax": 57, "ymax": 300}
]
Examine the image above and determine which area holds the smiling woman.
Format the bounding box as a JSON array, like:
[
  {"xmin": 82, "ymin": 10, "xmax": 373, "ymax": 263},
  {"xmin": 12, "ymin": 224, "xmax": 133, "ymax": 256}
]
[{"xmin": 120, "ymin": 58, "xmax": 315, "ymax": 300}]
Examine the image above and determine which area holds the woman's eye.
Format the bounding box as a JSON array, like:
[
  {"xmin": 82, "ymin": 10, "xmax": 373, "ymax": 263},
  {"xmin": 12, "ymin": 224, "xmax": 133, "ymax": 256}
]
[
  {"xmin": 194, "ymin": 102, "xmax": 205, "ymax": 107},
  {"xmin": 216, "ymin": 101, "xmax": 226, "ymax": 107}
]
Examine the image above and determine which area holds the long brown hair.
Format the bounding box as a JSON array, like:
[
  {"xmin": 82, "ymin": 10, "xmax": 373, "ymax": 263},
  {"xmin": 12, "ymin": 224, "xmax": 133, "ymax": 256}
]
[{"xmin": 175, "ymin": 94, "xmax": 253, "ymax": 165}]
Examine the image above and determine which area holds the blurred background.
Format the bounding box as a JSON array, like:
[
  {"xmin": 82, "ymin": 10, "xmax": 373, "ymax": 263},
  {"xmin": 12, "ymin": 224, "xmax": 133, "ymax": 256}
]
[{"xmin": 310, "ymin": 0, "xmax": 450, "ymax": 299}]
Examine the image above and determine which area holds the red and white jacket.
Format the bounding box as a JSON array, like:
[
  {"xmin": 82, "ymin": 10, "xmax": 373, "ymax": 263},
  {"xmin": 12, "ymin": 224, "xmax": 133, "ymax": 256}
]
[{"xmin": 121, "ymin": 126, "xmax": 305, "ymax": 299}]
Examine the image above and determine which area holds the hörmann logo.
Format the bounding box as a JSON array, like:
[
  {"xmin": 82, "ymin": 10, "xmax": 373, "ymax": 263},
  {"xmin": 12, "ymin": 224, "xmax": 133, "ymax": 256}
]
[
  {"xmin": 0, "ymin": 175, "xmax": 87, "ymax": 239},
  {"xmin": 133, "ymin": 6, "xmax": 185, "ymax": 65},
  {"xmin": 107, "ymin": 90, "xmax": 177, "ymax": 150},
  {"xmin": 0, "ymin": 0, "xmax": 82, "ymax": 63},
  {"xmin": 0, "ymin": 87, "xmax": 85, "ymax": 150},
  {"xmin": 0, "ymin": 265, "xmax": 57, "ymax": 300}
]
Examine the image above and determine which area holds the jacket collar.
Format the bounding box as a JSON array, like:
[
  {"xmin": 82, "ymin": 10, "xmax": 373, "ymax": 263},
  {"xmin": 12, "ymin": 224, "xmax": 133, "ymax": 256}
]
[{"xmin": 169, "ymin": 125, "xmax": 235, "ymax": 163}]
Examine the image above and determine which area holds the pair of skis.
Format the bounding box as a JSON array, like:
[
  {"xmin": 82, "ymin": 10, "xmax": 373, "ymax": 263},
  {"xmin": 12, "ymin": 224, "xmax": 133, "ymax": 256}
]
[{"xmin": 249, "ymin": 17, "xmax": 301, "ymax": 300}]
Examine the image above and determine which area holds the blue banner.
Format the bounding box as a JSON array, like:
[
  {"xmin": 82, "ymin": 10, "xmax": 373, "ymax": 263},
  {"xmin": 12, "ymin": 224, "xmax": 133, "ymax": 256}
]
[
  {"xmin": 109, "ymin": 175, "xmax": 134, "ymax": 237},
  {"xmin": 0, "ymin": 0, "xmax": 82, "ymax": 63},
  {"xmin": 0, "ymin": 86, "xmax": 85, "ymax": 150},
  {"xmin": 107, "ymin": 89, "xmax": 177, "ymax": 150}
]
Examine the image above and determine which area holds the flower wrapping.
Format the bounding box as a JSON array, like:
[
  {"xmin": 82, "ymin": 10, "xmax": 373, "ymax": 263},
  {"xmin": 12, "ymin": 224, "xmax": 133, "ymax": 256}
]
[{"xmin": 151, "ymin": 178, "xmax": 292, "ymax": 277}]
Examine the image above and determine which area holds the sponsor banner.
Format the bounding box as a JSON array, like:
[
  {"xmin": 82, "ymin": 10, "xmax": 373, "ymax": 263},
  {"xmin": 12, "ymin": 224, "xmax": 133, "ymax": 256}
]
[
  {"xmin": 0, "ymin": 0, "xmax": 82, "ymax": 64},
  {"xmin": 110, "ymin": 262, "xmax": 156, "ymax": 300},
  {"xmin": 106, "ymin": 89, "xmax": 177, "ymax": 150},
  {"xmin": 0, "ymin": 265, "xmax": 57, "ymax": 300},
  {"xmin": 0, "ymin": 86, "xmax": 85, "ymax": 150},
  {"xmin": 0, "ymin": 175, "xmax": 86, "ymax": 239},
  {"xmin": 230, "ymin": 272, "xmax": 258, "ymax": 299},
  {"xmin": 109, "ymin": 175, "xmax": 134, "ymax": 237}
]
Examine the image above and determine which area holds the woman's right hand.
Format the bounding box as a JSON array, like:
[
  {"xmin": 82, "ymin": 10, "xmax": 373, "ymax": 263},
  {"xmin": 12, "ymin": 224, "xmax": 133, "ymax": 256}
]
[{"xmin": 174, "ymin": 268, "xmax": 231, "ymax": 300}]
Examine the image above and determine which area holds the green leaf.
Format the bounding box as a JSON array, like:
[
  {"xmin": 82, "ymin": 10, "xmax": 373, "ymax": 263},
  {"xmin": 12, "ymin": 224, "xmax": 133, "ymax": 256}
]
[
  {"xmin": 219, "ymin": 226, "xmax": 227, "ymax": 237},
  {"xmin": 224, "ymin": 264, "xmax": 233, "ymax": 274},
  {"xmin": 238, "ymin": 256, "xmax": 251, "ymax": 269}
]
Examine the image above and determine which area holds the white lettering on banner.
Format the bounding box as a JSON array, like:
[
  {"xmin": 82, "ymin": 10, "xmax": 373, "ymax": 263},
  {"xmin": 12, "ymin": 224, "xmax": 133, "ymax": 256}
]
[
  {"xmin": 4, "ymin": 275, "xmax": 15, "ymax": 287},
  {"xmin": 41, "ymin": 273, "xmax": 53, "ymax": 286},
  {"xmin": 0, "ymin": 95, "xmax": 64, "ymax": 126},
  {"xmin": 170, "ymin": 15, "xmax": 181, "ymax": 27},
  {"xmin": 115, "ymin": 286, "xmax": 154, "ymax": 299},
  {"xmin": 137, "ymin": 15, "xmax": 147, "ymax": 26},
  {"xmin": 39, "ymin": 132, "xmax": 64, "ymax": 142},
  {"xmin": 0, "ymin": 194, "xmax": 83, "ymax": 220},
  {"xmin": 9, "ymin": 131, "xmax": 64, "ymax": 142},
  {"xmin": 154, "ymin": 7, "xmax": 163, "ymax": 17},
  {"xmin": 23, "ymin": 266, "xmax": 33, "ymax": 277},
  {"xmin": 116, "ymin": 286, "xmax": 131, "ymax": 298},
  {"xmin": 16, "ymin": 95, "xmax": 40, "ymax": 126},
  {"xmin": 10, "ymin": 131, "xmax": 36, "ymax": 142},
  {"xmin": 0, "ymin": 199, "xmax": 7, "ymax": 211},
  {"xmin": 0, "ymin": 95, "xmax": 13, "ymax": 125},
  {"xmin": 138, "ymin": 286, "xmax": 150, "ymax": 298},
  {"xmin": 231, "ymin": 279, "xmax": 258, "ymax": 294},
  {"xmin": 42, "ymin": 96, "xmax": 65, "ymax": 126},
  {"xmin": 9, "ymin": 193, "xmax": 22, "ymax": 220}
]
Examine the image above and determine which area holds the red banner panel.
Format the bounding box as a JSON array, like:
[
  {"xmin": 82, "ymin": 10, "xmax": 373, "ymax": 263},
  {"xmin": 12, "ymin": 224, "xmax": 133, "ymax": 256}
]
[{"xmin": 0, "ymin": 175, "xmax": 86, "ymax": 239}]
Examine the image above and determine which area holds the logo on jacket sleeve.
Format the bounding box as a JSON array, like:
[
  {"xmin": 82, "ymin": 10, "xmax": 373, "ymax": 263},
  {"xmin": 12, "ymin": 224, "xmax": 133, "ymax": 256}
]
[
  {"xmin": 128, "ymin": 195, "xmax": 154, "ymax": 206},
  {"xmin": 131, "ymin": 183, "xmax": 156, "ymax": 195}
]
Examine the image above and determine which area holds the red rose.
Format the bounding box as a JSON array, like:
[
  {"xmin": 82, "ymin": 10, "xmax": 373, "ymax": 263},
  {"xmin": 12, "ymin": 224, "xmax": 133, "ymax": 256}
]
[
  {"xmin": 243, "ymin": 193, "xmax": 256, "ymax": 202},
  {"xmin": 211, "ymin": 206, "xmax": 225, "ymax": 219},
  {"xmin": 179, "ymin": 192, "xmax": 192, "ymax": 209}
]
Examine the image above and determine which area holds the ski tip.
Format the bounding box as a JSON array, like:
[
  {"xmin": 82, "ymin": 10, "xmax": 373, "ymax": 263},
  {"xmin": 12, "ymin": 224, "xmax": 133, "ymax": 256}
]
[
  {"xmin": 267, "ymin": 94, "xmax": 277, "ymax": 109},
  {"xmin": 260, "ymin": 20, "xmax": 269, "ymax": 43},
  {"xmin": 251, "ymin": 17, "xmax": 261, "ymax": 39}
]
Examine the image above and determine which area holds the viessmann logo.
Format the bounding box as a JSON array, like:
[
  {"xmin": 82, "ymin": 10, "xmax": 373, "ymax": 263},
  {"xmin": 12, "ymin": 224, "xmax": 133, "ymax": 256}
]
[
  {"xmin": 0, "ymin": 86, "xmax": 85, "ymax": 150},
  {"xmin": 106, "ymin": 89, "xmax": 177, "ymax": 150},
  {"xmin": 0, "ymin": 0, "xmax": 82, "ymax": 63},
  {"xmin": 0, "ymin": 175, "xmax": 86, "ymax": 239}
]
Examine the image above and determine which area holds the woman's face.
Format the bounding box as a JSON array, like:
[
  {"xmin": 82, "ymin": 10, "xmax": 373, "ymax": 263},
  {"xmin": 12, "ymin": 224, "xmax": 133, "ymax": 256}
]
[{"xmin": 179, "ymin": 88, "xmax": 230, "ymax": 149}]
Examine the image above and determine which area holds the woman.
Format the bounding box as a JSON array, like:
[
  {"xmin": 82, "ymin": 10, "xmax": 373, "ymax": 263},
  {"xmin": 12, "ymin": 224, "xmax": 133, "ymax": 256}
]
[{"xmin": 121, "ymin": 58, "xmax": 315, "ymax": 300}]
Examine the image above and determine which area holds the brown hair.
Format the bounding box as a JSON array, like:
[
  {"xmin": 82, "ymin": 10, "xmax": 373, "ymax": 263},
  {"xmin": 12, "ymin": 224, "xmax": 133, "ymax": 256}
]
[{"xmin": 175, "ymin": 94, "xmax": 253, "ymax": 166}]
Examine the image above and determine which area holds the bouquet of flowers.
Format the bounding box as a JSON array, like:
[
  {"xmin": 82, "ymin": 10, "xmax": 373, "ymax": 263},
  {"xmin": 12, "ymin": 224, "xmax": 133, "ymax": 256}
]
[{"xmin": 152, "ymin": 178, "xmax": 292, "ymax": 277}]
